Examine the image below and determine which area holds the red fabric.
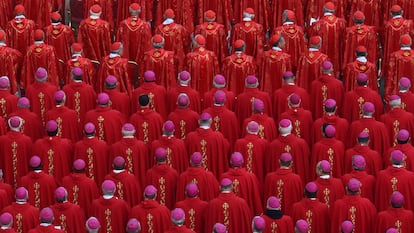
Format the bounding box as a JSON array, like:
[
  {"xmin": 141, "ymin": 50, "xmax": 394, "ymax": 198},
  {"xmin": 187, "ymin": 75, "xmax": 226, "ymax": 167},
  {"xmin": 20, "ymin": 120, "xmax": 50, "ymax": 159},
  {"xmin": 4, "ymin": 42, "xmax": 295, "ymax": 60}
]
[
  {"xmin": 342, "ymin": 170, "xmax": 376, "ymax": 202},
  {"xmin": 33, "ymin": 136, "xmax": 73, "ymax": 183},
  {"xmin": 62, "ymin": 82, "xmax": 97, "ymax": 123},
  {"xmin": 342, "ymin": 86, "xmax": 383, "ymax": 123},
  {"xmin": 235, "ymin": 88, "xmax": 272, "ymax": 125},
  {"xmin": 310, "ymin": 74, "xmax": 344, "ymax": 119},
  {"xmin": 175, "ymin": 198, "xmax": 208, "ymax": 233},
  {"xmin": 25, "ymin": 81, "xmax": 58, "ymax": 126},
  {"xmin": 73, "ymin": 137, "xmax": 109, "ymax": 186},
  {"xmin": 344, "ymin": 145, "xmax": 383, "ymax": 177},
  {"xmin": 185, "ymin": 128, "xmax": 230, "ymax": 179},
  {"xmin": 50, "ymin": 202, "xmax": 85, "ymax": 233},
  {"xmin": 376, "ymin": 207, "xmax": 414, "ymax": 233},
  {"xmin": 272, "ymin": 84, "xmax": 310, "ymax": 119},
  {"xmin": 312, "ymin": 114, "xmax": 349, "ymax": 145},
  {"xmin": 387, "ymin": 49, "xmax": 414, "ymax": 98},
  {"xmin": 104, "ymin": 88, "xmax": 130, "ymax": 117},
  {"xmin": 141, "ymin": 48, "xmax": 176, "ymax": 91},
  {"xmin": 382, "ymin": 0, "xmax": 414, "ymax": 22},
  {"xmin": 385, "ymin": 144, "xmax": 414, "ymax": 170},
  {"xmin": 104, "ymin": 170, "xmax": 142, "ymax": 207},
  {"xmin": 27, "ymin": 225, "xmax": 64, "ymax": 233},
  {"xmin": 305, "ymin": 0, "xmax": 346, "ymax": 25},
  {"xmin": 132, "ymin": 82, "xmax": 168, "ymax": 119},
  {"xmin": 399, "ymin": 91, "xmax": 414, "ymax": 115},
  {"xmin": 232, "ymin": 0, "xmax": 270, "ymax": 31},
  {"xmin": 45, "ymin": 24, "xmax": 75, "ymax": 67},
  {"xmin": 204, "ymin": 105, "xmax": 239, "ymax": 146},
  {"xmin": 153, "ymin": 0, "xmax": 179, "ymax": 26},
  {"xmin": 203, "ymin": 192, "xmax": 252, "ymax": 233},
  {"xmin": 186, "ymin": 47, "xmax": 220, "ymax": 95},
  {"xmin": 230, "ymin": 20, "xmax": 265, "ymax": 65},
  {"xmin": 45, "ymin": 106, "xmax": 82, "ymax": 142},
  {"xmin": 167, "ymin": 85, "xmax": 201, "ymax": 114},
  {"xmin": 64, "ymin": 56, "xmax": 96, "ymax": 86},
  {"xmin": 151, "ymin": 136, "xmax": 188, "ymax": 174},
  {"xmin": 0, "ymin": 1, "xmax": 12, "ymax": 29},
  {"xmin": 5, "ymin": 18, "xmax": 35, "ymax": 56},
  {"xmin": 313, "ymin": 176, "xmax": 345, "ymax": 208},
  {"xmin": 21, "ymin": 0, "xmax": 52, "ymax": 28},
  {"xmin": 343, "ymin": 25, "xmax": 378, "ymax": 68},
  {"xmin": 130, "ymin": 108, "xmax": 163, "ymax": 145},
  {"xmin": 77, "ymin": 18, "xmax": 111, "ymax": 61},
  {"xmin": 262, "ymin": 214, "xmax": 294, "ymax": 233},
  {"xmin": 114, "ymin": 0, "xmax": 139, "ymax": 29},
  {"xmin": 296, "ymin": 49, "xmax": 329, "ymax": 91},
  {"xmin": 88, "ymin": 197, "xmax": 130, "ymax": 233},
  {"xmin": 20, "ymin": 171, "xmax": 57, "ymax": 209},
  {"xmin": 264, "ymin": 168, "xmax": 303, "ymax": 216},
  {"xmin": 83, "ymin": 0, "xmax": 114, "ymax": 30},
  {"xmin": 203, "ymin": 88, "xmax": 235, "ymax": 111},
  {"xmin": 348, "ymin": 0, "xmax": 381, "ymax": 28},
  {"xmin": 98, "ymin": 55, "xmax": 132, "ymax": 96},
  {"xmin": 176, "ymin": 166, "xmax": 220, "ymax": 202},
  {"xmin": 0, "ymin": 181, "xmax": 14, "ymax": 204},
  {"xmin": 0, "ymin": 131, "xmax": 32, "ymax": 188},
  {"xmin": 84, "ymin": 106, "xmax": 126, "ymax": 145},
  {"xmin": 0, "ymin": 45, "xmax": 22, "ymax": 94},
  {"xmin": 61, "ymin": 172, "xmax": 100, "ymax": 216},
  {"xmin": 9, "ymin": 109, "xmax": 43, "ymax": 142},
  {"xmin": 380, "ymin": 108, "xmax": 414, "ymax": 147},
  {"xmin": 0, "ymin": 228, "xmax": 16, "ymax": 233},
  {"xmin": 2, "ymin": 202, "xmax": 39, "ymax": 233},
  {"xmin": 242, "ymin": 113, "xmax": 276, "ymax": 142},
  {"xmin": 291, "ymin": 198, "xmax": 330, "ymax": 233},
  {"xmin": 194, "ymin": 22, "xmax": 228, "ymax": 65},
  {"xmin": 164, "ymin": 225, "xmax": 195, "ymax": 233},
  {"xmin": 196, "ymin": 0, "xmax": 233, "ymax": 32},
  {"xmin": 311, "ymin": 138, "xmax": 345, "ymax": 179},
  {"xmin": 168, "ymin": 108, "xmax": 199, "ymax": 140},
  {"xmin": 260, "ymin": 49, "xmax": 292, "ymax": 94},
  {"xmin": 146, "ymin": 164, "xmax": 179, "ymax": 209},
  {"xmin": 272, "ymin": 0, "xmax": 304, "ymax": 27},
  {"xmin": 279, "ymin": 107, "xmax": 314, "ymax": 146},
  {"xmin": 129, "ymin": 199, "xmax": 171, "ymax": 233},
  {"xmin": 0, "ymin": 90, "xmax": 17, "ymax": 120},
  {"xmin": 222, "ymin": 53, "xmax": 256, "ymax": 95}
]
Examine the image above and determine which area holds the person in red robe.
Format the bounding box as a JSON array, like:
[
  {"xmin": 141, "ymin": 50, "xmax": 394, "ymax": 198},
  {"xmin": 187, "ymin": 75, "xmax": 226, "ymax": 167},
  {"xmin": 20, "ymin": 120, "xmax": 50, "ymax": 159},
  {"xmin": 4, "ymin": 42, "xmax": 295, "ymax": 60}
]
[
  {"xmin": 61, "ymin": 159, "xmax": 100, "ymax": 217},
  {"xmin": 64, "ymin": 43, "xmax": 96, "ymax": 86},
  {"xmin": 21, "ymin": 29, "xmax": 59, "ymax": 90},
  {"xmin": 150, "ymin": 121, "xmax": 188, "ymax": 174},
  {"xmin": 313, "ymin": 160, "xmax": 345, "ymax": 208},
  {"xmin": 222, "ymin": 40, "xmax": 256, "ymax": 95},
  {"xmin": 271, "ymin": 11, "xmax": 306, "ymax": 73},
  {"xmin": 272, "ymin": 71, "xmax": 310, "ymax": 119},
  {"xmin": 291, "ymin": 182, "xmax": 330, "ymax": 233},
  {"xmin": 117, "ymin": 3, "xmax": 152, "ymax": 68},
  {"xmin": 85, "ymin": 217, "xmax": 100, "ymax": 233},
  {"xmin": 376, "ymin": 191, "xmax": 414, "ymax": 233},
  {"xmin": 305, "ymin": 0, "xmax": 346, "ymax": 26},
  {"xmin": 125, "ymin": 218, "xmax": 141, "ymax": 233},
  {"xmin": 220, "ymin": 152, "xmax": 262, "ymax": 215},
  {"xmin": 0, "ymin": 116, "xmax": 32, "ymax": 188},
  {"xmin": 128, "ymin": 185, "xmax": 171, "ymax": 233},
  {"xmin": 33, "ymin": 120, "xmax": 73, "ymax": 183},
  {"xmin": 267, "ymin": 119, "xmax": 310, "ymax": 183},
  {"xmin": 0, "ymin": 77, "xmax": 17, "ymax": 120},
  {"xmin": 347, "ymin": 0, "xmax": 381, "ymax": 28},
  {"xmin": 175, "ymin": 183, "xmax": 208, "ymax": 233},
  {"xmin": 296, "ymin": 36, "xmax": 329, "ymax": 91},
  {"xmin": 196, "ymin": 0, "xmax": 233, "ymax": 32},
  {"xmin": 166, "ymin": 71, "xmax": 201, "ymax": 114},
  {"xmin": 0, "ymin": 31, "xmax": 23, "ymax": 95},
  {"xmin": 341, "ymin": 155, "xmax": 376, "ymax": 202},
  {"xmin": 2, "ymin": 187, "xmax": 39, "ymax": 233},
  {"xmin": 103, "ymin": 75, "xmax": 130, "ymax": 117},
  {"xmin": 130, "ymin": 94, "xmax": 163, "ymax": 145},
  {"xmin": 397, "ymin": 77, "xmax": 414, "ymax": 114},
  {"xmin": 146, "ymin": 147, "xmax": 179, "ymax": 209},
  {"xmin": 168, "ymin": 94, "xmax": 199, "ymax": 140},
  {"xmin": 21, "ymin": 0, "xmax": 55, "ymax": 28},
  {"xmin": 311, "ymin": 124, "xmax": 345, "ymax": 179},
  {"xmin": 194, "ymin": 10, "xmax": 228, "ymax": 66},
  {"xmin": 261, "ymin": 196, "xmax": 295, "ymax": 233},
  {"xmin": 0, "ymin": 212, "xmax": 16, "ymax": 233},
  {"xmin": 73, "ymin": 123, "xmax": 109, "ymax": 186},
  {"xmin": 9, "ymin": 97, "xmax": 43, "ymax": 141},
  {"xmin": 203, "ymin": 178, "xmax": 252, "ymax": 233},
  {"xmin": 88, "ymin": 180, "xmax": 130, "ymax": 233},
  {"xmin": 203, "ymin": 74, "xmax": 235, "ymax": 110},
  {"xmin": 84, "ymin": 92, "xmax": 126, "ymax": 145},
  {"xmin": 203, "ymin": 90, "xmax": 239, "ymax": 147},
  {"xmin": 0, "ymin": 1, "xmax": 12, "ymax": 29},
  {"xmin": 176, "ymin": 152, "xmax": 220, "ymax": 202},
  {"xmin": 260, "ymin": 33, "xmax": 292, "ymax": 94},
  {"xmin": 271, "ymin": 0, "xmax": 303, "ymax": 28},
  {"xmin": 383, "ymin": 1, "xmax": 414, "ymax": 22},
  {"xmin": 232, "ymin": 0, "xmax": 270, "ymax": 32},
  {"xmin": 241, "ymin": 98, "xmax": 276, "ymax": 142},
  {"xmin": 348, "ymin": 102, "xmax": 390, "ymax": 155},
  {"xmin": 186, "ymin": 35, "xmax": 220, "ymax": 95},
  {"xmin": 24, "ymin": 68, "xmax": 58, "ymax": 126},
  {"xmin": 104, "ymin": 156, "xmax": 142, "ymax": 207},
  {"xmin": 0, "ymin": 169, "xmax": 15, "ymax": 204},
  {"xmin": 77, "ymin": 5, "xmax": 111, "ymax": 62},
  {"xmin": 310, "ymin": 61, "xmax": 344, "ymax": 119},
  {"xmin": 264, "ymin": 153, "xmax": 303, "ymax": 216},
  {"xmin": 342, "ymin": 73, "xmax": 383, "ymax": 123},
  {"xmin": 375, "ymin": 150, "xmax": 414, "ymax": 211},
  {"xmin": 312, "ymin": 99, "xmax": 349, "ymax": 145},
  {"xmin": 5, "ymin": 5, "xmax": 35, "ymax": 56},
  {"xmin": 131, "ymin": 70, "xmax": 168, "ymax": 119},
  {"xmin": 164, "ymin": 208, "xmax": 196, "ymax": 233},
  {"xmin": 45, "ymin": 90, "xmax": 82, "ymax": 142},
  {"xmin": 386, "ymin": 130, "xmax": 414, "ymax": 170},
  {"xmin": 20, "ymin": 156, "xmax": 57, "ymax": 209},
  {"xmin": 185, "ymin": 112, "xmax": 230, "ymax": 179},
  {"xmin": 50, "ymin": 187, "xmax": 85, "ymax": 233},
  {"xmin": 27, "ymin": 208, "xmax": 65, "ymax": 233}
]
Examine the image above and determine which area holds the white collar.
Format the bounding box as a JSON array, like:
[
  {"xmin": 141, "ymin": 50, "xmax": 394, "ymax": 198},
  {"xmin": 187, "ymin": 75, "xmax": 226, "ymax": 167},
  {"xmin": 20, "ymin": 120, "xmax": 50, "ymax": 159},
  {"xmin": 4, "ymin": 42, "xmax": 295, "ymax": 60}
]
[
  {"xmin": 0, "ymin": 42, "xmax": 6, "ymax": 46},
  {"xmin": 200, "ymin": 125, "xmax": 210, "ymax": 129},
  {"xmin": 113, "ymin": 169, "xmax": 124, "ymax": 173},
  {"xmin": 243, "ymin": 18, "xmax": 252, "ymax": 22},
  {"xmin": 320, "ymin": 175, "xmax": 330, "ymax": 179},
  {"xmin": 393, "ymin": 15, "xmax": 403, "ymax": 19},
  {"xmin": 309, "ymin": 48, "xmax": 319, "ymax": 51},
  {"xmin": 103, "ymin": 195, "xmax": 114, "ymax": 199},
  {"xmin": 272, "ymin": 47, "xmax": 282, "ymax": 51},
  {"xmin": 40, "ymin": 223, "xmax": 52, "ymax": 226},
  {"xmin": 283, "ymin": 22, "xmax": 294, "ymax": 25},
  {"xmin": 34, "ymin": 41, "xmax": 44, "ymax": 45},
  {"xmin": 163, "ymin": 18, "xmax": 174, "ymax": 25},
  {"xmin": 401, "ymin": 47, "xmax": 411, "ymax": 50},
  {"xmin": 356, "ymin": 56, "xmax": 367, "ymax": 62},
  {"xmin": 324, "ymin": 13, "xmax": 333, "ymax": 16},
  {"xmin": 109, "ymin": 53, "xmax": 120, "ymax": 58}
]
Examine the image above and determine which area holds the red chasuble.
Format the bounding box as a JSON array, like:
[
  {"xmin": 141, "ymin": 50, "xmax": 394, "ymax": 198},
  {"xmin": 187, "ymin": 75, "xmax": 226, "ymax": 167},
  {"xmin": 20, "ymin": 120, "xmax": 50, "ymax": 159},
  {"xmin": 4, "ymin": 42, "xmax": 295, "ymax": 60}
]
[
  {"xmin": 141, "ymin": 48, "xmax": 176, "ymax": 91},
  {"xmin": 167, "ymin": 85, "xmax": 201, "ymax": 114},
  {"xmin": 9, "ymin": 109, "xmax": 43, "ymax": 142},
  {"xmin": 342, "ymin": 170, "xmax": 376, "ymax": 202},
  {"xmin": 344, "ymin": 145, "xmax": 382, "ymax": 177},
  {"xmin": 272, "ymin": 84, "xmax": 310, "ymax": 119},
  {"xmin": 232, "ymin": 0, "xmax": 270, "ymax": 31},
  {"xmin": 64, "ymin": 56, "xmax": 96, "ymax": 86},
  {"xmin": 376, "ymin": 207, "xmax": 414, "ymax": 233},
  {"xmin": 44, "ymin": 23, "xmax": 75, "ymax": 69},
  {"xmin": 5, "ymin": 17, "xmax": 35, "ymax": 56},
  {"xmin": 342, "ymin": 86, "xmax": 383, "ymax": 123},
  {"xmin": 131, "ymin": 82, "xmax": 168, "ymax": 119},
  {"xmin": 0, "ymin": 45, "xmax": 22, "ymax": 94},
  {"xmin": 97, "ymin": 55, "xmax": 131, "ymax": 96},
  {"xmin": 222, "ymin": 53, "xmax": 256, "ymax": 95},
  {"xmin": 260, "ymin": 49, "xmax": 292, "ymax": 94},
  {"xmin": 311, "ymin": 138, "xmax": 345, "ymax": 179},
  {"xmin": 279, "ymin": 107, "xmax": 313, "ymax": 146},
  {"xmin": 380, "ymin": 108, "xmax": 414, "ymax": 147},
  {"xmin": 399, "ymin": 90, "xmax": 414, "ymax": 115},
  {"xmin": 312, "ymin": 114, "xmax": 349, "ymax": 145},
  {"xmin": 386, "ymin": 144, "xmax": 414, "ymax": 170},
  {"xmin": 89, "ymin": 196, "xmax": 130, "ymax": 233},
  {"xmin": 343, "ymin": 24, "xmax": 378, "ymax": 68},
  {"xmin": 272, "ymin": 0, "xmax": 304, "ymax": 27},
  {"xmin": 387, "ymin": 49, "xmax": 414, "ymax": 98},
  {"xmin": 313, "ymin": 176, "xmax": 345, "ymax": 209},
  {"xmin": 310, "ymin": 75, "xmax": 344, "ymax": 119},
  {"xmin": 21, "ymin": 0, "xmax": 53, "ymax": 28},
  {"xmin": 291, "ymin": 198, "xmax": 330, "ymax": 233},
  {"xmin": 296, "ymin": 49, "xmax": 328, "ymax": 91},
  {"xmin": 168, "ymin": 108, "xmax": 199, "ymax": 140},
  {"xmin": 104, "ymin": 88, "xmax": 130, "ymax": 117},
  {"xmin": 230, "ymin": 20, "xmax": 265, "ymax": 64},
  {"xmin": 204, "ymin": 105, "xmax": 239, "ymax": 146},
  {"xmin": 2, "ymin": 202, "xmax": 39, "ymax": 233},
  {"xmin": 175, "ymin": 198, "xmax": 208, "ymax": 233},
  {"xmin": 77, "ymin": 18, "xmax": 111, "ymax": 62},
  {"xmin": 348, "ymin": 0, "xmax": 381, "ymax": 28},
  {"xmin": 262, "ymin": 214, "xmax": 295, "ymax": 233},
  {"xmin": 146, "ymin": 164, "xmax": 179, "ymax": 210},
  {"xmin": 0, "ymin": 90, "xmax": 17, "ymax": 120},
  {"xmin": 105, "ymin": 170, "xmax": 142, "ymax": 207},
  {"xmin": 196, "ymin": 0, "xmax": 233, "ymax": 32},
  {"xmin": 151, "ymin": 136, "xmax": 188, "ymax": 174},
  {"xmin": 25, "ymin": 82, "xmax": 58, "ymax": 126},
  {"xmin": 242, "ymin": 113, "xmax": 276, "ymax": 142},
  {"xmin": 20, "ymin": 171, "xmax": 57, "ymax": 209},
  {"xmin": 50, "ymin": 202, "xmax": 85, "ymax": 233},
  {"xmin": 45, "ymin": 106, "xmax": 82, "ymax": 142},
  {"xmin": 130, "ymin": 108, "xmax": 163, "ymax": 145},
  {"xmin": 194, "ymin": 21, "xmax": 228, "ymax": 65},
  {"xmin": 62, "ymin": 81, "xmax": 96, "ymax": 123},
  {"xmin": 235, "ymin": 88, "xmax": 272, "ymax": 125},
  {"xmin": 129, "ymin": 199, "xmax": 171, "ymax": 233}
]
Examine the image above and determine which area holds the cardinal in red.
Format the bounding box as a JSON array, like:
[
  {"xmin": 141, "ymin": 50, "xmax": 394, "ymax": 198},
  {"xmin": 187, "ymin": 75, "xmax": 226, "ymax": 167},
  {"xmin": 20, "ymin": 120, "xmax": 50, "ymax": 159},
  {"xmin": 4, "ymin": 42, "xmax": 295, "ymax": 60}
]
[{"xmin": 0, "ymin": 30, "xmax": 23, "ymax": 95}]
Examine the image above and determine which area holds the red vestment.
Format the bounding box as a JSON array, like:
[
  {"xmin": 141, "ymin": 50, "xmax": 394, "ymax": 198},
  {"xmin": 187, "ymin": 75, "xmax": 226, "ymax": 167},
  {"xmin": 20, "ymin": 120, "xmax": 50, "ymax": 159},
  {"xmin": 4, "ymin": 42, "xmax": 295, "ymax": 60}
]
[
  {"xmin": 305, "ymin": 0, "xmax": 347, "ymax": 28},
  {"xmin": 185, "ymin": 128, "xmax": 230, "ymax": 179},
  {"xmin": 130, "ymin": 108, "xmax": 163, "ymax": 145},
  {"xmin": 313, "ymin": 176, "xmax": 345, "ymax": 208},
  {"xmin": 296, "ymin": 49, "xmax": 329, "ymax": 91},
  {"xmin": 242, "ymin": 113, "xmax": 276, "ymax": 142},
  {"xmin": 194, "ymin": 21, "xmax": 228, "ymax": 65},
  {"xmin": 376, "ymin": 207, "xmax": 414, "ymax": 233},
  {"xmin": 44, "ymin": 23, "xmax": 75, "ymax": 73},
  {"xmin": 105, "ymin": 170, "xmax": 142, "ymax": 207},
  {"xmin": 97, "ymin": 55, "xmax": 132, "ymax": 95},
  {"xmin": 146, "ymin": 164, "xmax": 179, "ymax": 209},
  {"xmin": 141, "ymin": 48, "xmax": 176, "ymax": 90},
  {"xmin": 164, "ymin": 225, "xmax": 195, "ymax": 233},
  {"xmin": 151, "ymin": 135, "xmax": 188, "ymax": 174},
  {"xmin": 348, "ymin": 0, "xmax": 381, "ymax": 28},
  {"xmin": 0, "ymin": 228, "xmax": 16, "ymax": 233},
  {"xmin": 104, "ymin": 88, "xmax": 130, "ymax": 117},
  {"xmin": 279, "ymin": 107, "xmax": 314, "ymax": 146},
  {"xmin": 21, "ymin": 0, "xmax": 53, "ymax": 28},
  {"xmin": 311, "ymin": 138, "xmax": 345, "ymax": 179},
  {"xmin": 114, "ymin": 0, "xmax": 140, "ymax": 28},
  {"xmin": 20, "ymin": 171, "xmax": 57, "ymax": 209},
  {"xmin": 0, "ymin": 90, "xmax": 18, "ymax": 121},
  {"xmin": 33, "ymin": 136, "xmax": 73, "ymax": 183},
  {"xmin": 310, "ymin": 74, "xmax": 344, "ymax": 119},
  {"xmin": 203, "ymin": 88, "xmax": 235, "ymax": 111},
  {"xmin": 186, "ymin": 47, "xmax": 220, "ymax": 95},
  {"xmin": 232, "ymin": 0, "xmax": 270, "ymax": 31},
  {"xmin": 110, "ymin": 137, "xmax": 150, "ymax": 189},
  {"xmin": 264, "ymin": 168, "xmax": 303, "ymax": 216},
  {"xmin": 222, "ymin": 53, "xmax": 256, "ymax": 95},
  {"xmin": 342, "ymin": 86, "xmax": 383, "ymax": 123},
  {"xmin": 272, "ymin": 0, "xmax": 304, "ymax": 27},
  {"xmin": 235, "ymin": 88, "xmax": 272, "ymax": 125},
  {"xmin": 45, "ymin": 106, "xmax": 82, "ymax": 142},
  {"xmin": 84, "ymin": 106, "xmax": 126, "ymax": 145},
  {"xmin": 398, "ymin": 90, "xmax": 414, "ymax": 115},
  {"xmin": 203, "ymin": 192, "xmax": 252, "ymax": 233},
  {"xmin": 77, "ymin": 17, "xmax": 111, "ymax": 62},
  {"xmin": 312, "ymin": 114, "xmax": 349, "ymax": 145},
  {"xmin": 21, "ymin": 43, "xmax": 59, "ymax": 89},
  {"xmin": 230, "ymin": 20, "xmax": 265, "ymax": 64},
  {"xmin": 9, "ymin": 108, "xmax": 43, "ymax": 141},
  {"xmin": 343, "ymin": 24, "xmax": 378, "ymax": 68},
  {"xmin": 153, "ymin": 0, "xmax": 180, "ymax": 26},
  {"xmin": 50, "ymin": 202, "xmax": 85, "ymax": 233},
  {"xmin": 2, "ymin": 202, "xmax": 39, "ymax": 233},
  {"xmin": 62, "ymin": 81, "xmax": 97, "ymax": 123},
  {"xmin": 129, "ymin": 199, "xmax": 171, "ymax": 233},
  {"xmin": 176, "ymin": 166, "xmax": 220, "ymax": 202},
  {"xmin": 344, "ymin": 144, "xmax": 383, "ymax": 177},
  {"xmin": 73, "ymin": 136, "xmax": 109, "ymax": 186},
  {"xmin": 0, "ymin": 1, "xmax": 12, "ymax": 29},
  {"xmin": 0, "ymin": 131, "xmax": 32, "ymax": 188},
  {"xmin": 291, "ymin": 198, "xmax": 330, "ymax": 233},
  {"xmin": 131, "ymin": 82, "xmax": 168, "ymax": 119},
  {"xmin": 272, "ymin": 84, "xmax": 310, "ymax": 119},
  {"xmin": 260, "ymin": 49, "xmax": 292, "ymax": 94},
  {"xmin": 25, "ymin": 81, "xmax": 58, "ymax": 126},
  {"xmin": 61, "ymin": 172, "xmax": 99, "ymax": 216},
  {"xmin": 204, "ymin": 105, "xmax": 240, "ymax": 146},
  {"xmin": 375, "ymin": 166, "xmax": 414, "ymax": 211},
  {"xmin": 380, "ymin": 108, "xmax": 414, "ymax": 147},
  {"xmin": 5, "ymin": 17, "xmax": 35, "ymax": 56},
  {"xmin": 64, "ymin": 56, "xmax": 96, "ymax": 85},
  {"xmin": 166, "ymin": 85, "xmax": 201, "ymax": 114},
  {"xmin": 342, "ymin": 170, "xmax": 376, "ymax": 202},
  {"xmin": 82, "ymin": 0, "xmax": 114, "ymax": 30},
  {"xmin": 27, "ymin": 225, "xmax": 64, "ymax": 233},
  {"xmin": 0, "ymin": 181, "xmax": 14, "ymax": 204},
  {"xmin": 262, "ymin": 214, "xmax": 294, "ymax": 233},
  {"xmin": 175, "ymin": 197, "xmax": 208, "ymax": 233},
  {"xmin": 0, "ymin": 45, "xmax": 22, "ymax": 94},
  {"xmin": 382, "ymin": 0, "xmax": 414, "ymax": 21},
  {"xmin": 387, "ymin": 49, "xmax": 414, "ymax": 98},
  {"xmin": 168, "ymin": 108, "xmax": 199, "ymax": 140},
  {"xmin": 196, "ymin": 0, "xmax": 233, "ymax": 32},
  {"xmin": 88, "ymin": 196, "xmax": 130, "ymax": 233}
]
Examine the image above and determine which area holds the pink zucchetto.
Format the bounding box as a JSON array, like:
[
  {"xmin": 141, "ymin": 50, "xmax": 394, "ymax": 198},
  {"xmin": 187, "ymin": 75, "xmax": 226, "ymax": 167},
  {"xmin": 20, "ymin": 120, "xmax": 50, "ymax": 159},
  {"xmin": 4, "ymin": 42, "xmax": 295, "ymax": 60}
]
[
  {"xmin": 113, "ymin": 156, "xmax": 125, "ymax": 167},
  {"xmin": 84, "ymin": 122, "xmax": 95, "ymax": 134},
  {"xmin": 86, "ymin": 217, "xmax": 100, "ymax": 230},
  {"xmin": 213, "ymin": 74, "xmax": 226, "ymax": 87},
  {"xmin": 230, "ymin": 152, "xmax": 244, "ymax": 167},
  {"xmin": 126, "ymin": 218, "xmax": 140, "ymax": 232},
  {"xmin": 185, "ymin": 183, "xmax": 199, "ymax": 197},
  {"xmin": 54, "ymin": 90, "xmax": 65, "ymax": 102},
  {"xmin": 35, "ymin": 67, "xmax": 47, "ymax": 81},
  {"xmin": 397, "ymin": 129, "xmax": 410, "ymax": 141},
  {"xmin": 347, "ymin": 178, "xmax": 361, "ymax": 192},
  {"xmin": 144, "ymin": 70, "xmax": 156, "ymax": 82},
  {"xmin": 289, "ymin": 93, "xmax": 301, "ymax": 105},
  {"xmin": 283, "ymin": 71, "xmax": 294, "ymax": 79},
  {"xmin": 0, "ymin": 76, "xmax": 9, "ymax": 89},
  {"xmin": 54, "ymin": 187, "xmax": 67, "ymax": 200},
  {"xmin": 122, "ymin": 123, "xmax": 135, "ymax": 136},
  {"xmin": 8, "ymin": 116, "xmax": 22, "ymax": 129},
  {"xmin": 280, "ymin": 152, "xmax": 292, "ymax": 162},
  {"xmin": 177, "ymin": 94, "xmax": 189, "ymax": 107},
  {"xmin": 73, "ymin": 159, "xmax": 86, "ymax": 170},
  {"xmin": 356, "ymin": 73, "xmax": 368, "ymax": 83},
  {"xmin": 391, "ymin": 149, "xmax": 404, "ymax": 163},
  {"xmin": 105, "ymin": 75, "xmax": 117, "ymax": 86},
  {"xmin": 252, "ymin": 216, "xmax": 266, "ymax": 231},
  {"xmin": 200, "ymin": 112, "xmax": 212, "ymax": 121},
  {"xmin": 295, "ymin": 220, "xmax": 309, "ymax": 233},
  {"xmin": 0, "ymin": 212, "xmax": 12, "ymax": 226},
  {"xmin": 155, "ymin": 147, "xmax": 167, "ymax": 160},
  {"xmin": 247, "ymin": 121, "xmax": 259, "ymax": 133},
  {"xmin": 352, "ymin": 155, "xmax": 366, "ymax": 169},
  {"xmin": 253, "ymin": 98, "xmax": 264, "ymax": 112},
  {"xmin": 324, "ymin": 99, "xmax": 336, "ymax": 108},
  {"xmin": 171, "ymin": 208, "xmax": 185, "ymax": 222},
  {"xmin": 386, "ymin": 228, "xmax": 398, "ymax": 233},
  {"xmin": 163, "ymin": 120, "xmax": 175, "ymax": 133},
  {"xmin": 324, "ymin": 125, "xmax": 336, "ymax": 137},
  {"xmin": 178, "ymin": 71, "xmax": 191, "ymax": 82},
  {"xmin": 358, "ymin": 131, "xmax": 369, "ymax": 139},
  {"xmin": 15, "ymin": 187, "xmax": 28, "ymax": 200},
  {"xmin": 97, "ymin": 93, "xmax": 110, "ymax": 105},
  {"xmin": 340, "ymin": 220, "xmax": 354, "ymax": 233},
  {"xmin": 144, "ymin": 185, "xmax": 157, "ymax": 197},
  {"xmin": 245, "ymin": 75, "xmax": 258, "ymax": 86},
  {"xmin": 30, "ymin": 155, "xmax": 41, "ymax": 168},
  {"xmin": 102, "ymin": 180, "xmax": 116, "ymax": 192},
  {"xmin": 399, "ymin": 77, "xmax": 411, "ymax": 88},
  {"xmin": 267, "ymin": 196, "xmax": 281, "ymax": 209},
  {"xmin": 213, "ymin": 223, "xmax": 227, "ymax": 233},
  {"xmin": 305, "ymin": 182, "xmax": 317, "ymax": 193},
  {"xmin": 220, "ymin": 178, "xmax": 232, "ymax": 187},
  {"xmin": 214, "ymin": 90, "xmax": 226, "ymax": 104},
  {"xmin": 322, "ymin": 61, "xmax": 333, "ymax": 71},
  {"xmin": 390, "ymin": 191, "xmax": 404, "ymax": 207},
  {"xmin": 190, "ymin": 152, "xmax": 202, "ymax": 165},
  {"xmin": 362, "ymin": 102, "xmax": 374, "ymax": 113},
  {"xmin": 18, "ymin": 97, "xmax": 30, "ymax": 108},
  {"xmin": 319, "ymin": 160, "xmax": 331, "ymax": 173},
  {"xmin": 45, "ymin": 120, "xmax": 58, "ymax": 132},
  {"xmin": 40, "ymin": 208, "xmax": 54, "ymax": 222}
]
